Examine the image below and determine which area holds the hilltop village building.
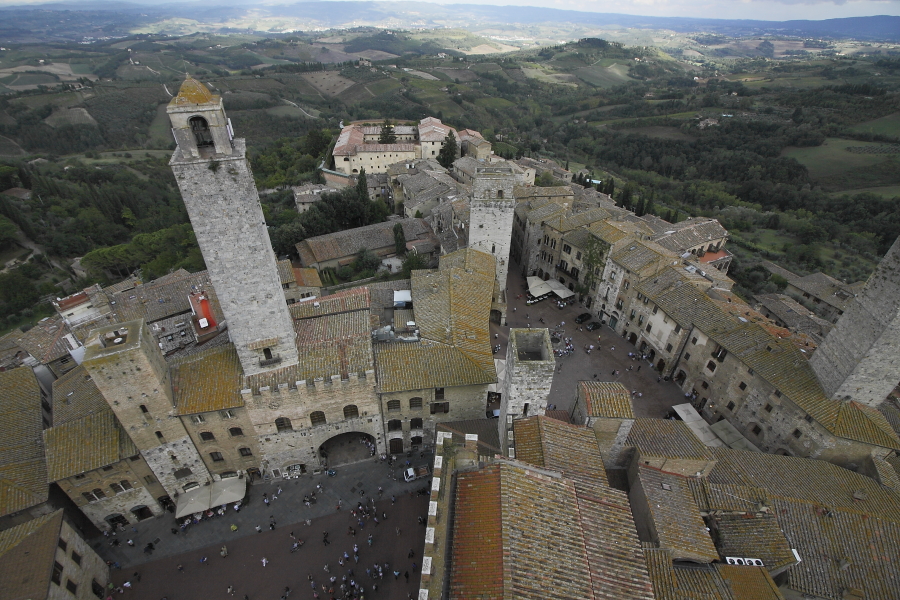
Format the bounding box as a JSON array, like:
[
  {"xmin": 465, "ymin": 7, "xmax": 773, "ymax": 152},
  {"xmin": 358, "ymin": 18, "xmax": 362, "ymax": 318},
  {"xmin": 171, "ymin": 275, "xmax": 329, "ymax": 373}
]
[{"xmin": 330, "ymin": 117, "xmax": 490, "ymax": 175}]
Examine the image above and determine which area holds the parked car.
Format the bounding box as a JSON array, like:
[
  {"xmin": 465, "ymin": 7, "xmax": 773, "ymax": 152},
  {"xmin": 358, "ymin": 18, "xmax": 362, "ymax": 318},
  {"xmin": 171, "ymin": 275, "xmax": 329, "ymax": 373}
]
[
  {"xmin": 575, "ymin": 312, "xmax": 592, "ymax": 324},
  {"xmin": 586, "ymin": 321, "xmax": 602, "ymax": 331},
  {"xmin": 403, "ymin": 465, "xmax": 431, "ymax": 482}
]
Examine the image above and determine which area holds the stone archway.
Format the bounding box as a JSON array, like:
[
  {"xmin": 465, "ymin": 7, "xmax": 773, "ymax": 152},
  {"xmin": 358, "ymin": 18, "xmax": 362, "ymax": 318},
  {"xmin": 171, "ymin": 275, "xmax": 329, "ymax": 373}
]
[
  {"xmin": 318, "ymin": 431, "xmax": 376, "ymax": 466},
  {"xmin": 628, "ymin": 332, "xmax": 638, "ymax": 345},
  {"xmin": 130, "ymin": 505, "xmax": 154, "ymax": 521}
]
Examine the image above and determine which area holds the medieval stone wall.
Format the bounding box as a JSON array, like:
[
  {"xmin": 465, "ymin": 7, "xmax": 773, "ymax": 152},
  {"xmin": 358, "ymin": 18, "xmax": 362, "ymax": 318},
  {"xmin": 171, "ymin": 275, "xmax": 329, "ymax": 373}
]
[
  {"xmin": 182, "ymin": 406, "xmax": 260, "ymax": 479},
  {"xmin": 52, "ymin": 519, "xmax": 109, "ymax": 600},
  {"xmin": 500, "ymin": 329, "xmax": 555, "ymax": 453}
]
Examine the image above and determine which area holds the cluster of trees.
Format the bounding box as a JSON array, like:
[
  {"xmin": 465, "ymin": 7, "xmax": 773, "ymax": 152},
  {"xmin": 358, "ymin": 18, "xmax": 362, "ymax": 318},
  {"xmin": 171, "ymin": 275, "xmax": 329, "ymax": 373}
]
[
  {"xmin": 270, "ymin": 169, "xmax": 390, "ymax": 256},
  {"xmin": 250, "ymin": 129, "xmax": 332, "ymax": 189}
]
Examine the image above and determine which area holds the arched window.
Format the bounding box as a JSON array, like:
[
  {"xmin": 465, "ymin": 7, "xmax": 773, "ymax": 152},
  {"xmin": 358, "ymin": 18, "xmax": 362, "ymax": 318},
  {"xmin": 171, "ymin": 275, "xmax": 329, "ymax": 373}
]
[
  {"xmin": 310, "ymin": 411, "xmax": 326, "ymax": 426},
  {"xmin": 229, "ymin": 427, "xmax": 243, "ymax": 437},
  {"xmin": 388, "ymin": 419, "xmax": 403, "ymax": 432},
  {"xmin": 275, "ymin": 417, "xmax": 293, "ymax": 432},
  {"xmin": 189, "ymin": 116, "xmax": 213, "ymax": 147},
  {"xmin": 410, "ymin": 417, "xmax": 423, "ymax": 429},
  {"xmin": 387, "ymin": 399, "xmax": 401, "ymax": 412},
  {"xmin": 497, "ymin": 189, "xmax": 504, "ymax": 199},
  {"xmin": 409, "ymin": 397, "xmax": 423, "ymax": 410},
  {"xmin": 343, "ymin": 405, "xmax": 359, "ymax": 419},
  {"xmin": 199, "ymin": 431, "xmax": 215, "ymax": 441}
]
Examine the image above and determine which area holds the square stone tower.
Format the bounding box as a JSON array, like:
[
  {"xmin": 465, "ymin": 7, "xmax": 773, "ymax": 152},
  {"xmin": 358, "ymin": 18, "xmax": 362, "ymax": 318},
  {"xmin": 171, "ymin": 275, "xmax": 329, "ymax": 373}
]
[
  {"xmin": 499, "ymin": 328, "xmax": 556, "ymax": 454},
  {"xmin": 810, "ymin": 236, "xmax": 900, "ymax": 406},
  {"xmin": 82, "ymin": 320, "xmax": 211, "ymax": 497},
  {"xmin": 469, "ymin": 166, "xmax": 517, "ymax": 302},
  {"xmin": 167, "ymin": 78, "xmax": 298, "ymax": 376}
]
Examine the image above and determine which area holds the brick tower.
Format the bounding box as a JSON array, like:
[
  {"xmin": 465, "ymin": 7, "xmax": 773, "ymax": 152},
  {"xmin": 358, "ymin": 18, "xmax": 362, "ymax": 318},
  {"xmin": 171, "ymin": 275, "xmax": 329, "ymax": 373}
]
[
  {"xmin": 469, "ymin": 166, "xmax": 517, "ymax": 303},
  {"xmin": 167, "ymin": 77, "xmax": 298, "ymax": 376},
  {"xmin": 83, "ymin": 320, "xmax": 211, "ymax": 498},
  {"xmin": 810, "ymin": 236, "xmax": 900, "ymax": 406}
]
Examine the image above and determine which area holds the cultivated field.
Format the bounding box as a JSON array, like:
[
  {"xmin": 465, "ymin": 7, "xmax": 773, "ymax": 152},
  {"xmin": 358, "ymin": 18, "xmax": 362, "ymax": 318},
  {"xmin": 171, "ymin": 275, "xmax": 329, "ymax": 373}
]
[
  {"xmin": 300, "ymin": 71, "xmax": 357, "ymax": 96},
  {"xmin": 849, "ymin": 112, "xmax": 900, "ymax": 138}
]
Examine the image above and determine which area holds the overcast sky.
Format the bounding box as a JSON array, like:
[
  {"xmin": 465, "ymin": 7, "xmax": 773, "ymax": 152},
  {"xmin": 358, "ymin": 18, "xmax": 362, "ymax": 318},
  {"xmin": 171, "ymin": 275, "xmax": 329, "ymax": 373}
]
[{"xmin": 1, "ymin": 0, "xmax": 899, "ymax": 20}]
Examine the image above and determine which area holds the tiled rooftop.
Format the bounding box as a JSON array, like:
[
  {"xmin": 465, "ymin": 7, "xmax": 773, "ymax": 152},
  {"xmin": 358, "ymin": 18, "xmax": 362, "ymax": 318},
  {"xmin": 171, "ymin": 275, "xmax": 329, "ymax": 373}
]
[
  {"xmin": 711, "ymin": 513, "xmax": 796, "ymax": 573},
  {"xmin": 578, "ymin": 381, "xmax": 634, "ymax": 418},
  {"xmin": 0, "ymin": 367, "xmax": 48, "ymax": 517},
  {"xmin": 635, "ymin": 465, "xmax": 719, "ymax": 562},
  {"xmin": 44, "ymin": 409, "xmax": 137, "ymax": 481},
  {"xmin": 0, "ymin": 510, "xmax": 64, "ymax": 600},
  {"xmin": 51, "ymin": 365, "xmax": 105, "ymax": 425},
  {"xmin": 627, "ymin": 418, "xmax": 715, "ymax": 461},
  {"xmin": 15, "ymin": 316, "xmax": 75, "ymax": 363},
  {"xmin": 171, "ymin": 344, "xmax": 244, "ymax": 415},
  {"xmin": 296, "ymin": 218, "xmax": 436, "ymax": 266}
]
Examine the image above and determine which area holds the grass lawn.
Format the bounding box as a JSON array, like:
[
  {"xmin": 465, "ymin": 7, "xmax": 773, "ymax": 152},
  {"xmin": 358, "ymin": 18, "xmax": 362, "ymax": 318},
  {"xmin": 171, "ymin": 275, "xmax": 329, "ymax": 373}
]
[
  {"xmin": 626, "ymin": 126, "xmax": 695, "ymax": 141},
  {"xmin": 475, "ymin": 97, "xmax": 514, "ymax": 109},
  {"xmin": 148, "ymin": 103, "xmax": 172, "ymax": 146},
  {"xmin": 848, "ymin": 112, "xmax": 900, "ymax": 138},
  {"xmin": 828, "ymin": 184, "xmax": 900, "ymax": 198},
  {"xmin": 782, "ymin": 138, "xmax": 895, "ymax": 184}
]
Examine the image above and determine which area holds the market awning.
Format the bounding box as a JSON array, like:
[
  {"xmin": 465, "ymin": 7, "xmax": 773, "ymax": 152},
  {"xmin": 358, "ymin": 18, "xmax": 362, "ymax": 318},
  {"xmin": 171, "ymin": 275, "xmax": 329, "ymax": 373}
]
[
  {"xmin": 545, "ymin": 279, "xmax": 575, "ymax": 299},
  {"xmin": 175, "ymin": 486, "xmax": 210, "ymax": 519},
  {"xmin": 210, "ymin": 477, "xmax": 246, "ymax": 507},
  {"xmin": 526, "ymin": 276, "xmax": 553, "ymax": 298}
]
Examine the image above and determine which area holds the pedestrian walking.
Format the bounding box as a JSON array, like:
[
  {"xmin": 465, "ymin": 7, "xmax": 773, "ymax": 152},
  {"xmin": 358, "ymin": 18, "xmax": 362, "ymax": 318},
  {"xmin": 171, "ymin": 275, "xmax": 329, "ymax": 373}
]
[
  {"xmin": 230, "ymin": 524, "xmax": 238, "ymax": 532},
  {"xmin": 408, "ymin": 549, "xmax": 415, "ymax": 558},
  {"xmin": 199, "ymin": 556, "xmax": 208, "ymax": 565},
  {"xmin": 396, "ymin": 527, "xmax": 401, "ymax": 536},
  {"xmin": 227, "ymin": 585, "xmax": 235, "ymax": 595},
  {"xmin": 177, "ymin": 564, "xmax": 184, "ymax": 573},
  {"xmin": 284, "ymin": 586, "xmax": 291, "ymax": 597},
  {"xmin": 220, "ymin": 545, "xmax": 228, "ymax": 557},
  {"xmin": 394, "ymin": 570, "xmax": 400, "ymax": 580},
  {"xmin": 367, "ymin": 534, "xmax": 373, "ymax": 546},
  {"xmin": 261, "ymin": 557, "xmax": 269, "ymax": 567},
  {"xmin": 133, "ymin": 572, "xmax": 141, "ymax": 582},
  {"xmin": 255, "ymin": 525, "xmax": 262, "ymax": 533},
  {"xmin": 404, "ymin": 571, "xmax": 410, "ymax": 583}
]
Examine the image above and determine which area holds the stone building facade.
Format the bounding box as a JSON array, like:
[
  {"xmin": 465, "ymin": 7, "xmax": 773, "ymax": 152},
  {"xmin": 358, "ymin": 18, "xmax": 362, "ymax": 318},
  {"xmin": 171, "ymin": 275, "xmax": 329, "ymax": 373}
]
[
  {"xmin": 82, "ymin": 320, "xmax": 212, "ymax": 499},
  {"xmin": 468, "ymin": 166, "xmax": 516, "ymax": 304},
  {"xmin": 499, "ymin": 329, "xmax": 555, "ymax": 454},
  {"xmin": 167, "ymin": 78, "xmax": 298, "ymax": 377}
]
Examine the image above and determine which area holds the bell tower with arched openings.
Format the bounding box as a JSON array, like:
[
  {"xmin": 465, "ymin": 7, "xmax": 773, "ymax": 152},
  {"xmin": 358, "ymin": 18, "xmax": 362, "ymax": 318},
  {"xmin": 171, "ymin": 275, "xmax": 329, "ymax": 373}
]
[
  {"xmin": 167, "ymin": 77, "xmax": 298, "ymax": 376},
  {"xmin": 469, "ymin": 165, "xmax": 517, "ymax": 308}
]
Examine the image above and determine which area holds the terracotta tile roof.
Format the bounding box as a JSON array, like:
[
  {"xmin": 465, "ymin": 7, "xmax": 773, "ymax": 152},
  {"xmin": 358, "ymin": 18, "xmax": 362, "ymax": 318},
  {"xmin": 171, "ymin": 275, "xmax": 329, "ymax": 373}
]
[
  {"xmin": 374, "ymin": 341, "xmax": 494, "ymax": 393},
  {"xmin": 514, "ymin": 185, "xmax": 575, "ymax": 200},
  {"xmin": 0, "ymin": 510, "xmax": 64, "ymax": 600},
  {"xmin": 109, "ymin": 270, "xmax": 222, "ymax": 325},
  {"xmin": 15, "ymin": 316, "xmax": 76, "ymax": 363},
  {"xmin": 289, "ymin": 287, "xmax": 370, "ymax": 319},
  {"xmin": 773, "ymin": 496, "xmax": 900, "ymax": 599},
  {"xmin": 0, "ymin": 330, "xmax": 27, "ymax": 370},
  {"xmin": 276, "ymin": 260, "xmax": 296, "ymax": 285},
  {"xmin": 627, "ymin": 418, "xmax": 715, "ymax": 461},
  {"xmin": 711, "ymin": 514, "xmax": 796, "ymax": 573},
  {"xmin": 578, "ymin": 381, "xmax": 634, "ymax": 418},
  {"xmin": 296, "ymin": 219, "xmax": 435, "ymax": 266},
  {"xmin": 0, "ymin": 367, "xmax": 48, "ymax": 517},
  {"xmin": 790, "ymin": 271, "xmax": 857, "ymax": 310},
  {"xmin": 50, "ymin": 365, "xmax": 104, "ymax": 425},
  {"xmin": 449, "ymin": 465, "xmax": 504, "ymax": 599},
  {"xmin": 514, "ymin": 416, "xmax": 609, "ymax": 488},
  {"xmin": 707, "ymin": 447, "xmax": 900, "ymax": 522},
  {"xmin": 293, "ymin": 267, "xmax": 322, "ymax": 288},
  {"xmin": 545, "ymin": 207, "xmax": 612, "ymax": 234},
  {"xmin": 635, "ymin": 465, "xmax": 719, "ymax": 562},
  {"xmin": 650, "ymin": 218, "xmax": 728, "ymax": 253},
  {"xmin": 44, "ymin": 409, "xmax": 137, "ymax": 481},
  {"xmin": 374, "ymin": 249, "xmax": 496, "ymax": 393},
  {"xmin": 171, "ymin": 344, "xmax": 244, "ymax": 415},
  {"xmin": 689, "ymin": 479, "xmax": 769, "ymax": 513},
  {"xmin": 644, "ymin": 548, "xmax": 784, "ymax": 600},
  {"xmin": 611, "ymin": 239, "xmax": 678, "ymax": 278},
  {"xmin": 717, "ymin": 564, "xmax": 785, "ymax": 599},
  {"xmin": 833, "ymin": 401, "xmax": 900, "ymax": 450}
]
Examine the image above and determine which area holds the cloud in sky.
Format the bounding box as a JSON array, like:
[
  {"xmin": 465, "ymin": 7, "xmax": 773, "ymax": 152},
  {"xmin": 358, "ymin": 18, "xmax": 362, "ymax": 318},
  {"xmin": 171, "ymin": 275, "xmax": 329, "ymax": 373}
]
[{"xmin": 0, "ymin": 0, "xmax": 897, "ymax": 20}]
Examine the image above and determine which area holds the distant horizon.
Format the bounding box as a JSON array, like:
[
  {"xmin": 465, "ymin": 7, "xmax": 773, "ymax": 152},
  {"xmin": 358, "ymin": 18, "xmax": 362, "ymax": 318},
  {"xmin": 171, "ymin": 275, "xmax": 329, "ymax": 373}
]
[{"xmin": 0, "ymin": 0, "xmax": 899, "ymax": 21}]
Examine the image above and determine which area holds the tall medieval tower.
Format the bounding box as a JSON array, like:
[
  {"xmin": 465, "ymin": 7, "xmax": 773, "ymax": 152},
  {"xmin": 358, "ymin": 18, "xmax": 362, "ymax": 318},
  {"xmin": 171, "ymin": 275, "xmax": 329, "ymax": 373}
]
[
  {"xmin": 499, "ymin": 329, "xmax": 555, "ymax": 455},
  {"xmin": 167, "ymin": 78, "xmax": 298, "ymax": 376},
  {"xmin": 810, "ymin": 236, "xmax": 900, "ymax": 407},
  {"xmin": 469, "ymin": 166, "xmax": 516, "ymax": 303}
]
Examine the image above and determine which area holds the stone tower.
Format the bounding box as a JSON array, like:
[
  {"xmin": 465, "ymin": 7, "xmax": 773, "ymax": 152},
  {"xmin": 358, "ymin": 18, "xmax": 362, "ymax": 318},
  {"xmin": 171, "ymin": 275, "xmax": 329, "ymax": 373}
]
[
  {"xmin": 499, "ymin": 328, "xmax": 555, "ymax": 455},
  {"xmin": 469, "ymin": 166, "xmax": 516, "ymax": 302},
  {"xmin": 810, "ymin": 236, "xmax": 900, "ymax": 407},
  {"xmin": 167, "ymin": 77, "xmax": 298, "ymax": 376},
  {"xmin": 82, "ymin": 320, "xmax": 211, "ymax": 498}
]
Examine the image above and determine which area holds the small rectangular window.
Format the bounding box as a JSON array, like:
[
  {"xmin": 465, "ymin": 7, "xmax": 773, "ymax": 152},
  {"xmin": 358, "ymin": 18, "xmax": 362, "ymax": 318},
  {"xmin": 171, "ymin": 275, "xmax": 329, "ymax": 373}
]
[
  {"xmin": 52, "ymin": 562, "xmax": 63, "ymax": 585},
  {"xmin": 701, "ymin": 381, "xmax": 709, "ymax": 389},
  {"xmin": 210, "ymin": 452, "xmax": 224, "ymax": 462},
  {"xmin": 739, "ymin": 382, "xmax": 747, "ymax": 390},
  {"xmin": 764, "ymin": 404, "xmax": 773, "ymax": 413},
  {"xmin": 645, "ymin": 323, "xmax": 652, "ymax": 333},
  {"xmin": 144, "ymin": 475, "xmax": 156, "ymax": 485},
  {"xmin": 792, "ymin": 429, "xmax": 802, "ymax": 439},
  {"xmin": 71, "ymin": 551, "xmax": 82, "ymax": 566},
  {"xmin": 66, "ymin": 579, "xmax": 78, "ymax": 594},
  {"xmin": 58, "ymin": 538, "xmax": 67, "ymax": 551},
  {"xmin": 674, "ymin": 324, "xmax": 681, "ymax": 334},
  {"xmin": 774, "ymin": 390, "xmax": 782, "ymax": 398},
  {"xmin": 752, "ymin": 425, "xmax": 762, "ymax": 436},
  {"xmin": 691, "ymin": 337, "xmax": 698, "ymax": 345},
  {"xmin": 706, "ymin": 360, "xmax": 717, "ymax": 372},
  {"xmin": 684, "ymin": 352, "xmax": 691, "ymax": 360},
  {"xmin": 804, "ymin": 415, "xmax": 813, "ymax": 423},
  {"xmin": 665, "ymin": 343, "xmax": 673, "ymax": 352},
  {"xmin": 239, "ymin": 447, "xmax": 253, "ymax": 457},
  {"xmin": 652, "ymin": 305, "xmax": 658, "ymax": 314},
  {"xmin": 435, "ymin": 388, "xmax": 445, "ymax": 401},
  {"xmin": 430, "ymin": 402, "xmax": 450, "ymax": 414},
  {"xmin": 726, "ymin": 401, "xmax": 735, "ymax": 411}
]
